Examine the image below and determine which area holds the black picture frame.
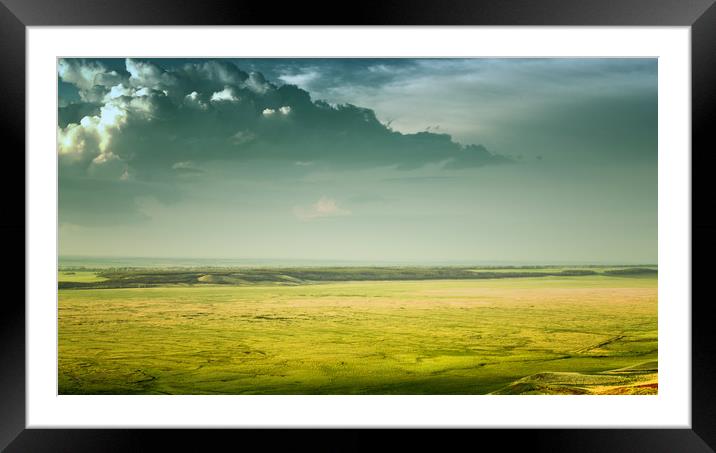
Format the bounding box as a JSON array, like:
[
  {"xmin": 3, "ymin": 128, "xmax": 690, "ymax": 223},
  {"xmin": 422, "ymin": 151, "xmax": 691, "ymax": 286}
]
[{"xmin": 3, "ymin": 0, "xmax": 714, "ymax": 450}]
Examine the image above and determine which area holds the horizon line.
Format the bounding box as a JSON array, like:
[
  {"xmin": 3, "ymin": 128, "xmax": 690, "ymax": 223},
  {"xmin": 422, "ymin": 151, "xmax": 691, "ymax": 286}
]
[{"xmin": 58, "ymin": 254, "xmax": 658, "ymax": 267}]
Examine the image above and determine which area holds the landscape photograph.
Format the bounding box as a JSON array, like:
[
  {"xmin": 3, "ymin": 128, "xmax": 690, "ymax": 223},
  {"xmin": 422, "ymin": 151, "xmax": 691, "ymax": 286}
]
[{"xmin": 57, "ymin": 57, "xmax": 657, "ymax": 395}]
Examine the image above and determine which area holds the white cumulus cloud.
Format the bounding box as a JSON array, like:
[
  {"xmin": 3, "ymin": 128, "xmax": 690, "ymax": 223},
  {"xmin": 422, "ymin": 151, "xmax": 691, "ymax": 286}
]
[
  {"xmin": 210, "ymin": 86, "xmax": 240, "ymax": 102},
  {"xmin": 126, "ymin": 58, "xmax": 176, "ymax": 90},
  {"xmin": 293, "ymin": 196, "xmax": 351, "ymax": 221}
]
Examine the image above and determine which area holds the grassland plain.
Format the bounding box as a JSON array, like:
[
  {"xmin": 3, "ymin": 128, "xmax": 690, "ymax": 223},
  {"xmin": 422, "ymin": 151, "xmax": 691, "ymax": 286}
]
[{"xmin": 58, "ymin": 269, "xmax": 657, "ymax": 395}]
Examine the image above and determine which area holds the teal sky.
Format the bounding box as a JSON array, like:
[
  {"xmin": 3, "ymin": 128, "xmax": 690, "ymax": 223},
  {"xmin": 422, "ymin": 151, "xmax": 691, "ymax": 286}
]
[{"xmin": 57, "ymin": 58, "xmax": 657, "ymax": 264}]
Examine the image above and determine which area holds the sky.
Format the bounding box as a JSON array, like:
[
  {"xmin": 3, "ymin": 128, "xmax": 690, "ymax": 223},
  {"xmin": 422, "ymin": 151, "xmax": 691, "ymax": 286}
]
[{"xmin": 57, "ymin": 58, "xmax": 657, "ymax": 264}]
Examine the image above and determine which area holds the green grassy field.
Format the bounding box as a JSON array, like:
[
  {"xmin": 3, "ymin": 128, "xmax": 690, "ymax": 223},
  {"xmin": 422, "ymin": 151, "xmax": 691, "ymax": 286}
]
[
  {"xmin": 58, "ymin": 271, "xmax": 108, "ymax": 283},
  {"xmin": 58, "ymin": 268, "xmax": 657, "ymax": 395}
]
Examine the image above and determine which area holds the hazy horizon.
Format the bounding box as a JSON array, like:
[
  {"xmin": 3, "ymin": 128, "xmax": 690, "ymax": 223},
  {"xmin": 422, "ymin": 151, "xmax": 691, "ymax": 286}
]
[
  {"xmin": 58, "ymin": 58, "xmax": 657, "ymax": 263},
  {"xmin": 58, "ymin": 254, "xmax": 658, "ymax": 269}
]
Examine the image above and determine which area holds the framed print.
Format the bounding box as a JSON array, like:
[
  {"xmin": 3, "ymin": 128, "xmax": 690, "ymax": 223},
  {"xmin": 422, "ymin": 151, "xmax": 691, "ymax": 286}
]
[{"xmin": 4, "ymin": 0, "xmax": 716, "ymax": 450}]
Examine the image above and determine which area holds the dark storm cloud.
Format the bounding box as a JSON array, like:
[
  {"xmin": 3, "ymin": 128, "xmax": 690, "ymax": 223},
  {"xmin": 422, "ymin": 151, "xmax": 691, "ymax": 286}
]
[
  {"xmin": 57, "ymin": 58, "xmax": 509, "ymax": 183},
  {"xmin": 259, "ymin": 58, "xmax": 658, "ymax": 163},
  {"xmin": 236, "ymin": 58, "xmax": 421, "ymax": 94}
]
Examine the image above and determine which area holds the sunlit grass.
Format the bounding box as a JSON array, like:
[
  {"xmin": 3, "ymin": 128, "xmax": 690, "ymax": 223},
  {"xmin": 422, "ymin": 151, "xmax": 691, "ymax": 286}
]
[
  {"xmin": 58, "ymin": 271, "xmax": 108, "ymax": 283},
  {"xmin": 58, "ymin": 275, "xmax": 657, "ymax": 394}
]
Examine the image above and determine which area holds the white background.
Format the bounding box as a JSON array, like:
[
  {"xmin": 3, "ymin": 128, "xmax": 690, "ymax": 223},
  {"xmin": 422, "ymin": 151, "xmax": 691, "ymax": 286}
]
[{"xmin": 27, "ymin": 26, "xmax": 690, "ymax": 428}]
